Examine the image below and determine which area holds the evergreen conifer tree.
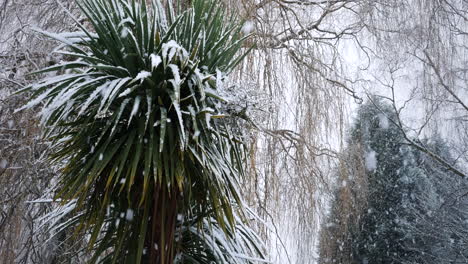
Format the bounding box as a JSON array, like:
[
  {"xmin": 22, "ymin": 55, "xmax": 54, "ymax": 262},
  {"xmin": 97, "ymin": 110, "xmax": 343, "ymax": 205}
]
[{"xmin": 319, "ymin": 98, "xmax": 468, "ymax": 264}]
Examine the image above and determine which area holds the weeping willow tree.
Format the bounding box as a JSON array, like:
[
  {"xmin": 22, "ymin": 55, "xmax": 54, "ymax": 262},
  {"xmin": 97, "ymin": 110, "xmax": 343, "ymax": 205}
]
[{"xmin": 18, "ymin": 0, "xmax": 266, "ymax": 263}]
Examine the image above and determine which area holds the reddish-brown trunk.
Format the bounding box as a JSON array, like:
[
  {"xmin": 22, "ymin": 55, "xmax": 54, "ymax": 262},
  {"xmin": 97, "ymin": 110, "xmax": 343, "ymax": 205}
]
[{"xmin": 147, "ymin": 184, "xmax": 179, "ymax": 264}]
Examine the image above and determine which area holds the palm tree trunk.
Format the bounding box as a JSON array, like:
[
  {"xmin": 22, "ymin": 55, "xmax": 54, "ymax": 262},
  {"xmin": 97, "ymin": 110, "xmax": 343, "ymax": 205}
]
[{"xmin": 147, "ymin": 184, "xmax": 180, "ymax": 264}]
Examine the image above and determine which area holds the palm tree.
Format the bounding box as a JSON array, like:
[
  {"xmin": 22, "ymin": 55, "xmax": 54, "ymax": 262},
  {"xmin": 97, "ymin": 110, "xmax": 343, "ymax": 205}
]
[{"xmin": 20, "ymin": 0, "xmax": 265, "ymax": 263}]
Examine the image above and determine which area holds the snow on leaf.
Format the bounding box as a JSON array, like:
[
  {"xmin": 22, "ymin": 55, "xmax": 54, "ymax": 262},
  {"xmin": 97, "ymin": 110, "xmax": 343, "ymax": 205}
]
[
  {"xmin": 135, "ymin": 71, "xmax": 151, "ymax": 83},
  {"xmin": 40, "ymin": 76, "xmax": 109, "ymax": 123},
  {"xmin": 78, "ymin": 80, "xmax": 113, "ymax": 115},
  {"xmin": 216, "ymin": 69, "xmax": 224, "ymax": 90},
  {"xmin": 145, "ymin": 94, "xmax": 152, "ymax": 128},
  {"xmin": 118, "ymin": 86, "xmax": 137, "ymax": 98},
  {"xmin": 50, "ymin": 31, "xmax": 98, "ymax": 41},
  {"xmin": 150, "ymin": 54, "xmax": 162, "ymax": 70},
  {"xmin": 161, "ymin": 40, "xmax": 188, "ymax": 64},
  {"xmin": 30, "ymin": 73, "xmax": 84, "ymax": 91},
  {"xmin": 36, "ymin": 199, "xmax": 77, "ymax": 232},
  {"xmin": 117, "ymin": 17, "xmax": 135, "ymax": 28},
  {"xmin": 110, "ymin": 98, "xmax": 130, "ymax": 136},
  {"xmin": 32, "ymin": 27, "xmax": 85, "ymax": 50},
  {"xmin": 168, "ymin": 64, "xmax": 181, "ymax": 85},
  {"xmin": 128, "ymin": 96, "xmax": 141, "ymax": 125},
  {"xmin": 97, "ymin": 78, "xmax": 120, "ymax": 112}
]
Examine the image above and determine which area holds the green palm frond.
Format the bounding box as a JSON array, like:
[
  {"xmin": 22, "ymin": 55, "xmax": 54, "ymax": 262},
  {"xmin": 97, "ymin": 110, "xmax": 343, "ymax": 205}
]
[
  {"xmin": 19, "ymin": 0, "xmax": 264, "ymax": 263},
  {"xmin": 177, "ymin": 214, "xmax": 267, "ymax": 264}
]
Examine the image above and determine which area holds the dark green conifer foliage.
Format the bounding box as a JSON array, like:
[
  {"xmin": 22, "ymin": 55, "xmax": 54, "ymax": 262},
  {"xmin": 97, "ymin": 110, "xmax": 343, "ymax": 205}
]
[
  {"xmin": 351, "ymin": 100, "xmax": 411, "ymax": 263},
  {"xmin": 319, "ymin": 98, "xmax": 468, "ymax": 264}
]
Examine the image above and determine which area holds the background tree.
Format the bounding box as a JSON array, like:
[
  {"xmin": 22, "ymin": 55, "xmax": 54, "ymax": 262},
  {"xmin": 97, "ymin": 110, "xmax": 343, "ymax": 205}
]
[
  {"xmin": 0, "ymin": 0, "xmax": 86, "ymax": 262},
  {"xmin": 319, "ymin": 99, "xmax": 468, "ymax": 264},
  {"xmin": 319, "ymin": 99, "xmax": 408, "ymax": 263}
]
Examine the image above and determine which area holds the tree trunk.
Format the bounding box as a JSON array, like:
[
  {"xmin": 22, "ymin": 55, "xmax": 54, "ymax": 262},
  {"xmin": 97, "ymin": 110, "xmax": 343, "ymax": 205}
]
[{"xmin": 147, "ymin": 184, "xmax": 180, "ymax": 264}]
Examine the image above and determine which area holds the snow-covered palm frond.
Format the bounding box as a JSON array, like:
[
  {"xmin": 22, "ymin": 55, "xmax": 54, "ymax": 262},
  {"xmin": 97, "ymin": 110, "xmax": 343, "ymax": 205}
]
[
  {"xmin": 177, "ymin": 214, "xmax": 269, "ymax": 264},
  {"xmin": 19, "ymin": 0, "xmax": 263, "ymax": 263}
]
